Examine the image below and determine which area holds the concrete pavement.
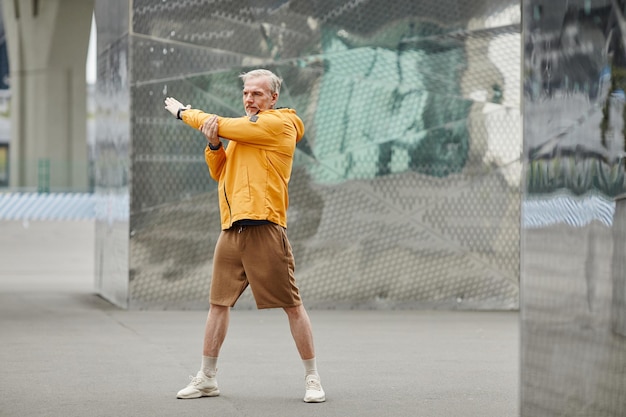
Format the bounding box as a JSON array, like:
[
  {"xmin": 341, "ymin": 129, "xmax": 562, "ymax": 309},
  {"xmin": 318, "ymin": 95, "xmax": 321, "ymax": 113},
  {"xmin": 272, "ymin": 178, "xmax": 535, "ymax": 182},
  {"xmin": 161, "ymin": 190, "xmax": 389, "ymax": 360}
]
[{"xmin": 0, "ymin": 220, "xmax": 519, "ymax": 417}]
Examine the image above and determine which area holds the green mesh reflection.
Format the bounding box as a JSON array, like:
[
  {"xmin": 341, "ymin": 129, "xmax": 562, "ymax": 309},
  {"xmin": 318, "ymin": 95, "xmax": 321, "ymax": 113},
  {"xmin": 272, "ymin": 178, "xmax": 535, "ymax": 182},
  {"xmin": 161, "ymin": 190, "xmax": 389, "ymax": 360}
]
[{"xmin": 309, "ymin": 26, "xmax": 471, "ymax": 183}]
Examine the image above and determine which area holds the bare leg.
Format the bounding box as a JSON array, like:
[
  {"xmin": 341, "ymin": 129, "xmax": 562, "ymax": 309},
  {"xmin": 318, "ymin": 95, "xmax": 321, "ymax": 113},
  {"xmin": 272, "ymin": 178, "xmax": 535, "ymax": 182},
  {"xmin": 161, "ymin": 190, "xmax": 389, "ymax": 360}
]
[
  {"xmin": 177, "ymin": 304, "xmax": 227, "ymax": 398},
  {"xmin": 284, "ymin": 304, "xmax": 326, "ymax": 402},
  {"xmin": 283, "ymin": 304, "xmax": 315, "ymax": 360},
  {"xmin": 203, "ymin": 304, "xmax": 230, "ymax": 357}
]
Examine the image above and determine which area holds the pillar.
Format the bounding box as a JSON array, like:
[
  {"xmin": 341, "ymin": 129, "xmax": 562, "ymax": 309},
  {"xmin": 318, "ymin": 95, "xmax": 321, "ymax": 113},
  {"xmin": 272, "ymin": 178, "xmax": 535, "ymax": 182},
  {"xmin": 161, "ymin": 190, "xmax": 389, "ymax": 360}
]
[{"xmin": 2, "ymin": 0, "xmax": 93, "ymax": 191}]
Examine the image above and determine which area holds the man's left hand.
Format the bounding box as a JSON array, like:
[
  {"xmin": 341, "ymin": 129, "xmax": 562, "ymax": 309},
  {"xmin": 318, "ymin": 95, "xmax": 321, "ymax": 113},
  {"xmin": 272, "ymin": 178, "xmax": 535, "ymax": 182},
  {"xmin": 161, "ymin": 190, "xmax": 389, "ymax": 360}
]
[{"xmin": 164, "ymin": 97, "xmax": 190, "ymax": 118}]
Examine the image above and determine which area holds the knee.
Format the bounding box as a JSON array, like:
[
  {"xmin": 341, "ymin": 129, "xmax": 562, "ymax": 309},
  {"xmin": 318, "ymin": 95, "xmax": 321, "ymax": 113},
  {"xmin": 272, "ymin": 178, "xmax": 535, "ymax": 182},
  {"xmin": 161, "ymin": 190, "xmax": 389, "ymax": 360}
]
[
  {"xmin": 283, "ymin": 304, "xmax": 306, "ymax": 319},
  {"xmin": 209, "ymin": 304, "xmax": 229, "ymax": 316}
]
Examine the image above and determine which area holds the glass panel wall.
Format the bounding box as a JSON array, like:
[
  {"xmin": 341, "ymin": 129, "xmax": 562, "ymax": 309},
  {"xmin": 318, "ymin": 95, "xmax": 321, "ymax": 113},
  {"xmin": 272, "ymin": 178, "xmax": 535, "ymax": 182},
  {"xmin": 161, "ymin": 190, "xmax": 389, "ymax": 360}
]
[
  {"xmin": 94, "ymin": 0, "xmax": 131, "ymax": 307},
  {"xmin": 522, "ymin": 0, "xmax": 626, "ymax": 414},
  {"xmin": 122, "ymin": 0, "xmax": 521, "ymax": 309}
]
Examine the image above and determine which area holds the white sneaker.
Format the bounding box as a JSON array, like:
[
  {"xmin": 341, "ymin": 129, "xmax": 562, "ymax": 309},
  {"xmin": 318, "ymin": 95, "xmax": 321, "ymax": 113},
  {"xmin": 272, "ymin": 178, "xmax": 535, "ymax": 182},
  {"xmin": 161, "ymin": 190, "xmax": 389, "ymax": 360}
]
[
  {"xmin": 303, "ymin": 374, "xmax": 325, "ymax": 403},
  {"xmin": 176, "ymin": 371, "xmax": 220, "ymax": 399}
]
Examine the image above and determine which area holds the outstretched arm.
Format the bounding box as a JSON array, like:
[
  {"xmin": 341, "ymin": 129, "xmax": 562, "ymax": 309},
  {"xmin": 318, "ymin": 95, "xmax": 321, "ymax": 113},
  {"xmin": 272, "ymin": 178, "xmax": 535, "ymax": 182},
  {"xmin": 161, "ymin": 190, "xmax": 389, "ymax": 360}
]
[{"xmin": 165, "ymin": 97, "xmax": 217, "ymax": 129}]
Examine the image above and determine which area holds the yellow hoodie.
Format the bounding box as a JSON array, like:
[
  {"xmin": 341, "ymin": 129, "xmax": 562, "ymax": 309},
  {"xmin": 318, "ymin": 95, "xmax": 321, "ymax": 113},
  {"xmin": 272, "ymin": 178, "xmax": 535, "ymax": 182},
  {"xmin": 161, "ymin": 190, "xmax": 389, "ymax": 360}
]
[{"xmin": 181, "ymin": 108, "xmax": 305, "ymax": 230}]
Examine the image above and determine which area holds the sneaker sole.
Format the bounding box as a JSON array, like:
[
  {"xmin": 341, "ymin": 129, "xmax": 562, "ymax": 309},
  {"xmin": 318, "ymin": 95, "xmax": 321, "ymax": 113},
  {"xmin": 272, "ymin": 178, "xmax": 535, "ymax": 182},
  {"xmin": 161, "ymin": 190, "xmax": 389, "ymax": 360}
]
[
  {"xmin": 177, "ymin": 389, "xmax": 220, "ymax": 399},
  {"xmin": 303, "ymin": 395, "xmax": 326, "ymax": 403}
]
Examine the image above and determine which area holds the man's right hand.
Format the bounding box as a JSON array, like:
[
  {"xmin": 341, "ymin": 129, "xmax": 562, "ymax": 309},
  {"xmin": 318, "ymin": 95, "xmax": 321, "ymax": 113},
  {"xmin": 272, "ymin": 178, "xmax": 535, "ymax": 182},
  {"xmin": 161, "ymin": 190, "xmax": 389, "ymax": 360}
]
[
  {"xmin": 200, "ymin": 115, "xmax": 220, "ymax": 148},
  {"xmin": 164, "ymin": 97, "xmax": 190, "ymax": 118}
]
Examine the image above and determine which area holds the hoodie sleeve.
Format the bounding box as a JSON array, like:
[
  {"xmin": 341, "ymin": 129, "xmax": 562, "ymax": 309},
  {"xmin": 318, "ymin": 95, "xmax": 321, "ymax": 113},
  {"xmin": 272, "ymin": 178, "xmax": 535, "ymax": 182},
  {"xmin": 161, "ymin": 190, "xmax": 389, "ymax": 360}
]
[
  {"xmin": 180, "ymin": 109, "xmax": 217, "ymax": 129},
  {"xmin": 204, "ymin": 143, "xmax": 226, "ymax": 182},
  {"xmin": 181, "ymin": 108, "xmax": 304, "ymax": 149}
]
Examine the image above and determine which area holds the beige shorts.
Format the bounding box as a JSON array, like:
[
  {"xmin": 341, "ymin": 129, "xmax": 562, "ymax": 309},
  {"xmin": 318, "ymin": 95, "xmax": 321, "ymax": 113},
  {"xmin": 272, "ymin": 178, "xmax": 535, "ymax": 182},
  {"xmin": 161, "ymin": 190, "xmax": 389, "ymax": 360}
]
[{"xmin": 209, "ymin": 223, "xmax": 303, "ymax": 309}]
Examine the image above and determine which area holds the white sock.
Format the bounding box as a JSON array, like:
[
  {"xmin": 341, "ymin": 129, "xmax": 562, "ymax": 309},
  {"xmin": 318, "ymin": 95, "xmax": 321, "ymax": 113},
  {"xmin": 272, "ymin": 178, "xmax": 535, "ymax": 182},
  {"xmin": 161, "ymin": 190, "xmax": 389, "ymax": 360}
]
[
  {"xmin": 201, "ymin": 356, "xmax": 218, "ymax": 377},
  {"xmin": 303, "ymin": 358, "xmax": 319, "ymax": 378}
]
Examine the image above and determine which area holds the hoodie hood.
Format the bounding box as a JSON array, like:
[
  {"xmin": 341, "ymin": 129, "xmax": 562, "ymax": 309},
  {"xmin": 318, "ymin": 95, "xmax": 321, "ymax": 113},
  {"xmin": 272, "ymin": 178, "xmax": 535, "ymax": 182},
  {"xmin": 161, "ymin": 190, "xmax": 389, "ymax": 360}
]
[{"xmin": 276, "ymin": 107, "xmax": 305, "ymax": 143}]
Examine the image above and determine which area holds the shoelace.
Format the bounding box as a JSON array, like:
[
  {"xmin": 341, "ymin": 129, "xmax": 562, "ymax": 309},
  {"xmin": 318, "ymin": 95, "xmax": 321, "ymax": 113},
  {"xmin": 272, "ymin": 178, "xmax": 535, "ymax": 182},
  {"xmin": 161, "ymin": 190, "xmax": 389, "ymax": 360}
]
[
  {"xmin": 188, "ymin": 375, "xmax": 204, "ymax": 386},
  {"xmin": 306, "ymin": 377, "xmax": 322, "ymax": 391}
]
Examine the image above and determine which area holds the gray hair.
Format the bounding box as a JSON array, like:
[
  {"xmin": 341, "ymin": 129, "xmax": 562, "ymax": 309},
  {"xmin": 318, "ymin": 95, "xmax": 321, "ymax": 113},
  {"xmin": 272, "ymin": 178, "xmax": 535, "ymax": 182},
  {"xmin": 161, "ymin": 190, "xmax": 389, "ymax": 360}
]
[{"xmin": 239, "ymin": 69, "xmax": 282, "ymax": 94}]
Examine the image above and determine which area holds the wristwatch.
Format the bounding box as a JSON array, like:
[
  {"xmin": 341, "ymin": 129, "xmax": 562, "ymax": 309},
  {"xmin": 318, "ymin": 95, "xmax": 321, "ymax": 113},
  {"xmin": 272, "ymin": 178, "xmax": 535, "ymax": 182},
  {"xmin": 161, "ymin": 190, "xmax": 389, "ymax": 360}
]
[
  {"xmin": 176, "ymin": 108, "xmax": 185, "ymax": 120},
  {"xmin": 208, "ymin": 142, "xmax": 222, "ymax": 150}
]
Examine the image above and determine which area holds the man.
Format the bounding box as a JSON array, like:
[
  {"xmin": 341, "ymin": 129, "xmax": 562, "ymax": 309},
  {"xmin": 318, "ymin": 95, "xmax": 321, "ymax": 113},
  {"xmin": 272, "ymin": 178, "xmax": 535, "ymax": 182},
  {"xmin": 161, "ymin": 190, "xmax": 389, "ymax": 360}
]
[{"xmin": 163, "ymin": 69, "xmax": 325, "ymax": 403}]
